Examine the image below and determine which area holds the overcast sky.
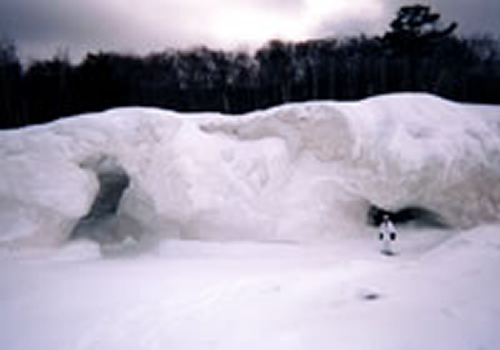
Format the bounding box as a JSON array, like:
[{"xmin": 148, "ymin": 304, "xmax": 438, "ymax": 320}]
[{"xmin": 1, "ymin": 0, "xmax": 499, "ymax": 62}]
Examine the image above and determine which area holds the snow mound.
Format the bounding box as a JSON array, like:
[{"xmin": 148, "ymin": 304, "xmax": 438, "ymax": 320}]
[{"xmin": 1, "ymin": 93, "xmax": 499, "ymax": 247}]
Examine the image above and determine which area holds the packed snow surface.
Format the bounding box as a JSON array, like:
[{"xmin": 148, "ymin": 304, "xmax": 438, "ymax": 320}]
[
  {"xmin": 1, "ymin": 226, "xmax": 500, "ymax": 349},
  {"xmin": 1, "ymin": 93, "xmax": 500, "ymax": 349}
]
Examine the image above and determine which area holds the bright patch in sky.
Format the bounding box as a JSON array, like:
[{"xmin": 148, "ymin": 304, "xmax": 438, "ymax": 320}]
[
  {"xmin": 93, "ymin": 0, "xmax": 385, "ymax": 51},
  {"xmin": 213, "ymin": 8, "xmax": 303, "ymax": 45},
  {"xmin": 200, "ymin": 0, "xmax": 385, "ymax": 46},
  {"xmin": 2, "ymin": 0, "xmax": 498, "ymax": 60}
]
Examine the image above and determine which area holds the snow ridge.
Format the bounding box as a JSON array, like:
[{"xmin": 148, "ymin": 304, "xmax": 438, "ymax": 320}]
[{"xmin": 1, "ymin": 93, "xmax": 500, "ymax": 247}]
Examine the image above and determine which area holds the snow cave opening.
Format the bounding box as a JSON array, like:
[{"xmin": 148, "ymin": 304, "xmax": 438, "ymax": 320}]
[
  {"xmin": 71, "ymin": 157, "xmax": 133, "ymax": 245},
  {"xmin": 367, "ymin": 205, "xmax": 448, "ymax": 228}
]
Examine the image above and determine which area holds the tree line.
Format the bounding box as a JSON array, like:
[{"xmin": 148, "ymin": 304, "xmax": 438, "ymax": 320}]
[{"xmin": 1, "ymin": 5, "xmax": 499, "ymax": 129}]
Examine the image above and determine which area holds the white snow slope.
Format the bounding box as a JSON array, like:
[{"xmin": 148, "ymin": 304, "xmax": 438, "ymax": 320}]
[{"xmin": 1, "ymin": 93, "xmax": 500, "ymax": 349}]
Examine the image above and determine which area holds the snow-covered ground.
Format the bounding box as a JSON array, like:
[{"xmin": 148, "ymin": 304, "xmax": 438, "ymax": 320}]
[
  {"xmin": 1, "ymin": 93, "xmax": 500, "ymax": 349},
  {"xmin": 1, "ymin": 226, "xmax": 500, "ymax": 350}
]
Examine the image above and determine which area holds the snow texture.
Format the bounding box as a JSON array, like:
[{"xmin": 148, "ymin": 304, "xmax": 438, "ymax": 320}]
[
  {"xmin": 1, "ymin": 93, "xmax": 500, "ymax": 248},
  {"xmin": 1, "ymin": 93, "xmax": 500, "ymax": 350},
  {"xmin": 1, "ymin": 225, "xmax": 500, "ymax": 350}
]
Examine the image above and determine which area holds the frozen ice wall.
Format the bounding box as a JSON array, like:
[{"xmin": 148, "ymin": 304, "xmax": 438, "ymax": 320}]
[{"xmin": 1, "ymin": 93, "xmax": 499, "ymax": 247}]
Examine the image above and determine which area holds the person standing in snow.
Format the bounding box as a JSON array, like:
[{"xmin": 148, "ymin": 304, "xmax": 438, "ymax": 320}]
[{"xmin": 379, "ymin": 214, "xmax": 397, "ymax": 255}]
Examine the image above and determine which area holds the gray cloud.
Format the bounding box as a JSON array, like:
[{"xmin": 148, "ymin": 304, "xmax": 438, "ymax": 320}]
[
  {"xmin": 435, "ymin": 0, "xmax": 500, "ymax": 36},
  {"xmin": 0, "ymin": 0, "xmax": 498, "ymax": 62},
  {"xmin": 0, "ymin": 0, "xmax": 109, "ymax": 41},
  {"xmin": 314, "ymin": 0, "xmax": 500, "ymax": 39},
  {"xmin": 0, "ymin": 0, "xmax": 308, "ymax": 61},
  {"xmin": 0, "ymin": 0, "xmax": 131, "ymax": 60},
  {"xmin": 312, "ymin": 11, "xmax": 386, "ymax": 38}
]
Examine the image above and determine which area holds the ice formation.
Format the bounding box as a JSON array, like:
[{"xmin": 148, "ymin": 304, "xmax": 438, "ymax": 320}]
[{"xmin": 1, "ymin": 93, "xmax": 499, "ymax": 247}]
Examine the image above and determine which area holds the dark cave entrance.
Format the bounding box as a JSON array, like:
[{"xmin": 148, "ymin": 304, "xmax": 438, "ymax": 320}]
[
  {"xmin": 71, "ymin": 158, "xmax": 131, "ymax": 244},
  {"xmin": 367, "ymin": 204, "xmax": 448, "ymax": 228}
]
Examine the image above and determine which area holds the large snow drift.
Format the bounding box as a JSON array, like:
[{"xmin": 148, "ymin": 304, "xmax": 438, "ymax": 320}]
[{"xmin": 1, "ymin": 93, "xmax": 500, "ymax": 247}]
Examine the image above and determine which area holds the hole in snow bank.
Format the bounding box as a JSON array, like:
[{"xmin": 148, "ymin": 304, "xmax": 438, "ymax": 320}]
[
  {"xmin": 84, "ymin": 169, "xmax": 130, "ymax": 219},
  {"xmin": 357, "ymin": 288, "xmax": 382, "ymax": 301},
  {"xmin": 368, "ymin": 205, "xmax": 448, "ymax": 228},
  {"xmin": 71, "ymin": 157, "xmax": 134, "ymax": 245},
  {"xmin": 360, "ymin": 292, "xmax": 381, "ymax": 301}
]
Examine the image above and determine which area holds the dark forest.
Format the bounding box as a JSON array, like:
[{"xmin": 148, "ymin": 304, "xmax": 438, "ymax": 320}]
[{"xmin": 1, "ymin": 5, "xmax": 499, "ymax": 129}]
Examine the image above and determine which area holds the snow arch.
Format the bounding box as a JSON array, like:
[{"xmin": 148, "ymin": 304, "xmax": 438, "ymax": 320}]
[{"xmin": 1, "ymin": 94, "xmax": 500, "ymax": 248}]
